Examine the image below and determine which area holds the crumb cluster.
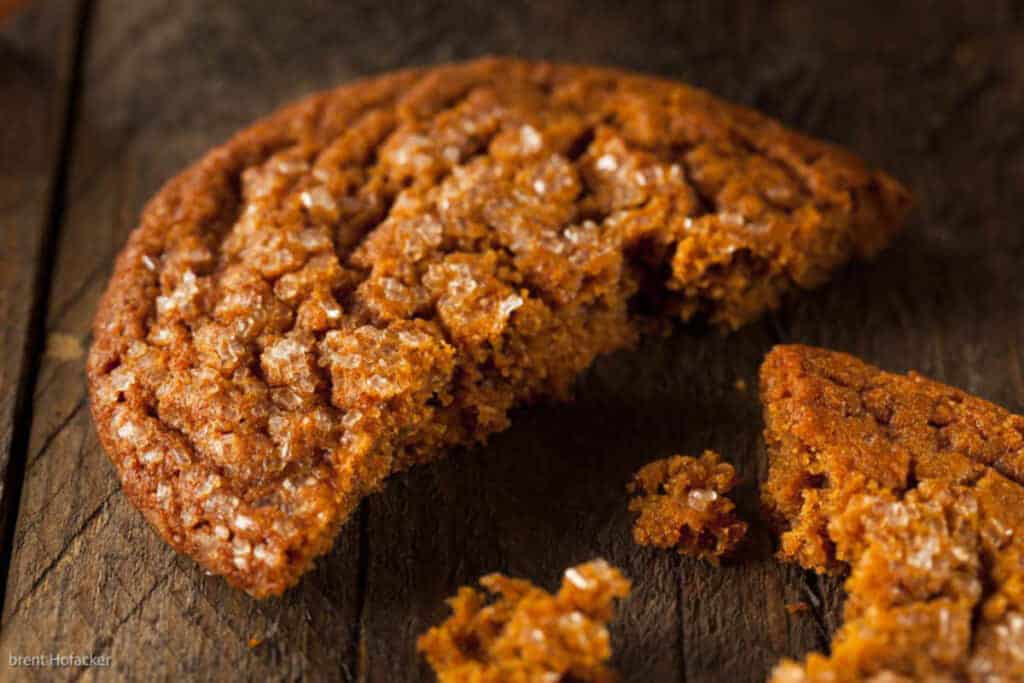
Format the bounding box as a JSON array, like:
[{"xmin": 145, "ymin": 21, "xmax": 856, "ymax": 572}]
[
  {"xmin": 628, "ymin": 451, "xmax": 748, "ymax": 562},
  {"xmin": 762, "ymin": 345, "xmax": 1024, "ymax": 681},
  {"xmin": 417, "ymin": 559, "xmax": 631, "ymax": 682}
]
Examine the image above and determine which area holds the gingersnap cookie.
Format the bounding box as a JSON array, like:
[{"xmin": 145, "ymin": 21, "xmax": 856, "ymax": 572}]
[
  {"xmin": 88, "ymin": 58, "xmax": 910, "ymax": 597},
  {"xmin": 761, "ymin": 345, "xmax": 1024, "ymax": 681}
]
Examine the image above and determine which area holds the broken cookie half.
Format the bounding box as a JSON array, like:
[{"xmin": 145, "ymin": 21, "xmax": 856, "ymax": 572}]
[
  {"xmin": 88, "ymin": 58, "xmax": 910, "ymax": 597},
  {"xmin": 761, "ymin": 345, "xmax": 1024, "ymax": 681}
]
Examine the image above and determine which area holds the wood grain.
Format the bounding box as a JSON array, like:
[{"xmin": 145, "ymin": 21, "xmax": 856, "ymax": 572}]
[
  {"xmin": 2, "ymin": 1, "xmax": 1024, "ymax": 681},
  {"xmin": 0, "ymin": 0, "xmax": 83, "ymax": 617}
]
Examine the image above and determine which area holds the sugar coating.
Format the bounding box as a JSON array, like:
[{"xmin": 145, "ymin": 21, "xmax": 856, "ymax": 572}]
[
  {"xmin": 88, "ymin": 58, "xmax": 909, "ymax": 597},
  {"xmin": 417, "ymin": 559, "xmax": 631, "ymax": 682},
  {"xmin": 761, "ymin": 345, "xmax": 1024, "ymax": 681},
  {"xmin": 628, "ymin": 451, "xmax": 747, "ymax": 562}
]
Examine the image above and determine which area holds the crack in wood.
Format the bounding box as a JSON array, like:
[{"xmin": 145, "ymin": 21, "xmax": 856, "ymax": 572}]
[
  {"xmin": 24, "ymin": 392, "xmax": 88, "ymax": 472},
  {"xmin": 0, "ymin": 0, "xmax": 95, "ymax": 623},
  {"xmin": 42, "ymin": 252, "xmax": 117, "ymax": 330},
  {"xmin": 6, "ymin": 485, "xmax": 115, "ymax": 621}
]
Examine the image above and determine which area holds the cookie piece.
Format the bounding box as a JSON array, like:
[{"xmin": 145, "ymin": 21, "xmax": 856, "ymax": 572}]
[
  {"xmin": 417, "ymin": 559, "xmax": 630, "ymax": 682},
  {"xmin": 628, "ymin": 451, "xmax": 747, "ymax": 562},
  {"xmin": 88, "ymin": 58, "xmax": 910, "ymax": 596},
  {"xmin": 761, "ymin": 345, "xmax": 1024, "ymax": 681}
]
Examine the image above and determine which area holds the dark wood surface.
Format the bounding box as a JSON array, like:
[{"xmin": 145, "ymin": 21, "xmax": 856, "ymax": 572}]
[{"xmin": 1, "ymin": 1, "xmax": 1022, "ymax": 680}]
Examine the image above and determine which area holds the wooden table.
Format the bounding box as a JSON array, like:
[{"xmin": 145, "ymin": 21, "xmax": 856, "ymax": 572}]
[{"xmin": 1, "ymin": 1, "xmax": 1021, "ymax": 680}]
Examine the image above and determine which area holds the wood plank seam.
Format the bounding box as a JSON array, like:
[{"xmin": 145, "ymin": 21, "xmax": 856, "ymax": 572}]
[{"xmin": 0, "ymin": 0, "xmax": 94, "ymax": 622}]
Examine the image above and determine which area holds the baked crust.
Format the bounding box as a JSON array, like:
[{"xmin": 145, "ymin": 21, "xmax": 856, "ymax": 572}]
[
  {"xmin": 88, "ymin": 58, "xmax": 909, "ymax": 597},
  {"xmin": 761, "ymin": 345, "xmax": 1024, "ymax": 681}
]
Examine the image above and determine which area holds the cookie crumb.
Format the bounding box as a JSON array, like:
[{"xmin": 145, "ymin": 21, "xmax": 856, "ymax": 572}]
[
  {"xmin": 628, "ymin": 451, "xmax": 748, "ymax": 562},
  {"xmin": 734, "ymin": 378, "xmax": 748, "ymax": 392},
  {"xmin": 418, "ymin": 559, "xmax": 630, "ymax": 682}
]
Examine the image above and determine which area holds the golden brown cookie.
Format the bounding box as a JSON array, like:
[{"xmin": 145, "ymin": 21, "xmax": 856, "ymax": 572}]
[
  {"xmin": 761, "ymin": 345, "xmax": 1024, "ymax": 681},
  {"xmin": 88, "ymin": 58, "xmax": 909, "ymax": 597}
]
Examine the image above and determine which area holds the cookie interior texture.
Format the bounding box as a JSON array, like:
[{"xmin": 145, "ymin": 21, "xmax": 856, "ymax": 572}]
[
  {"xmin": 761, "ymin": 345, "xmax": 1024, "ymax": 681},
  {"xmin": 628, "ymin": 450, "xmax": 748, "ymax": 562},
  {"xmin": 88, "ymin": 58, "xmax": 910, "ymax": 597},
  {"xmin": 417, "ymin": 559, "xmax": 630, "ymax": 682}
]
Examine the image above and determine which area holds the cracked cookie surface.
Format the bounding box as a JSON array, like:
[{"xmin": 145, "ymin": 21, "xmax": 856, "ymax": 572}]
[
  {"xmin": 761, "ymin": 345, "xmax": 1024, "ymax": 681},
  {"xmin": 88, "ymin": 58, "xmax": 909, "ymax": 596}
]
